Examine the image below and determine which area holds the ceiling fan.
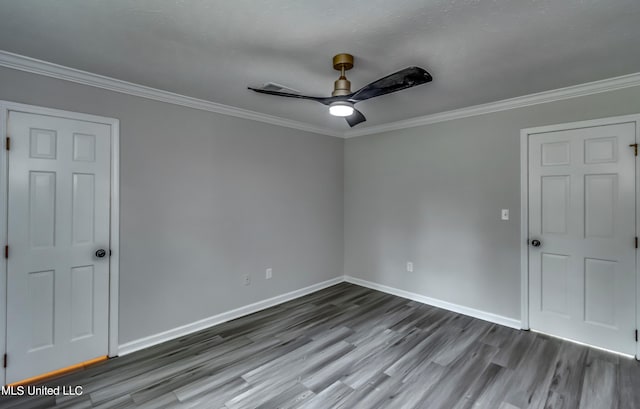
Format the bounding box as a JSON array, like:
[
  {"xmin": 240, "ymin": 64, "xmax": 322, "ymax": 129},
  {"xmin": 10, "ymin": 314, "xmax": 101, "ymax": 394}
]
[{"xmin": 248, "ymin": 53, "xmax": 432, "ymax": 127}]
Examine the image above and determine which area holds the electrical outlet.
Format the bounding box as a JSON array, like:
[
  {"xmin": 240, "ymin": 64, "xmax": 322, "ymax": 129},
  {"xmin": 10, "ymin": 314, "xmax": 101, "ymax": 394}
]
[
  {"xmin": 243, "ymin": 274, "xmax": 251, "ymax": 286},
  {"xmin": 265, "ymin": 268, "xmax": 273, "ymax": 279},
  {"xmin": 501, "ymin": 209, "xmax": 509, "ymax": 220},
  {"xmin": 406, "ymin": 262, "xmax": 414, "ymax": 273}
]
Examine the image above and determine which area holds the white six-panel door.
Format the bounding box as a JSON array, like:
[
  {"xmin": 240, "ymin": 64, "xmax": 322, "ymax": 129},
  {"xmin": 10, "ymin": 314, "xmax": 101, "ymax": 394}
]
[
  {"xmin": 6, "ymin": 111, "xmax": 111, "ymax": 383},
  {"xmin": 528, "ymin": 122, "xmax": 636, "ymax": 355}
]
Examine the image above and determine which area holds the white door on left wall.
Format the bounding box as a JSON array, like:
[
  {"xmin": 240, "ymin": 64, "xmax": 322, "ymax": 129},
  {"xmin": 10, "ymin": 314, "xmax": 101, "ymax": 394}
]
[{"xmin": 6, "ymin": 111, "xmax": 111, "ymax": 384}]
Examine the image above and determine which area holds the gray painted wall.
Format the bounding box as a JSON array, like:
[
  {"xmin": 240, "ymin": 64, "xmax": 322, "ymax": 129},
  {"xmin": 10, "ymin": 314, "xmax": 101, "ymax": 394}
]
[
  {"xmin": 0, "ymin": 67, "xmax": 344, "ymax": 344},
  {"xmin": 345, "ymin": 85, "xmax": 640, "ymax": 321},
  {"xmin": 3, "ymin": 62, "xmax": 640, "ymax": 346}
]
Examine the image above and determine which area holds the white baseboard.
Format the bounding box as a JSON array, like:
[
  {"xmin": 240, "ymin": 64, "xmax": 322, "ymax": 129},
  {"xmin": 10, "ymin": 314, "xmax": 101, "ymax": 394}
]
[
  {"xmin": 344, "ymin": 276, "xmax": 522, "ymax": 330},
  {"xmin": 119, "ymin": 274, "xmax": 522, "ymax": 356},
  {"xmin": 118, "ymin": 276, "xmax": 343, "ymax": 356}
]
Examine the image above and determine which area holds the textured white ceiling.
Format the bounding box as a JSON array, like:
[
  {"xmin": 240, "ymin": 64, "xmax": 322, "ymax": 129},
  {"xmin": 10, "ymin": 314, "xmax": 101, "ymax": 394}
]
[{"xmin": 0, "ymin": 0, "xmax": 639, "ymax": 131}]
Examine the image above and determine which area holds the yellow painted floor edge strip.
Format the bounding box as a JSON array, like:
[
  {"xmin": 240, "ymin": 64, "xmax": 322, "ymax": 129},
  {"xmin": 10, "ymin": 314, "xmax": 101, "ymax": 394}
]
[{"xmin": 8, "ymin": 355, "xmax": 108, "ymax": 386}]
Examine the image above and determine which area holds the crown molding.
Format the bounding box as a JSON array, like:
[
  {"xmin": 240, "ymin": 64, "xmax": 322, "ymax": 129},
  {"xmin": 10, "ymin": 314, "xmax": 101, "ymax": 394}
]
[
  {"xmin": 0, "ymin": 50, "xmax": 342, "ymax": 138},
  {"xmin": 2, "ymin": 50, "xmax": 640, "ymax": 139},
  {"xmin": 344, "ymin": 71, "xmax": 640, "ymax": 138}
]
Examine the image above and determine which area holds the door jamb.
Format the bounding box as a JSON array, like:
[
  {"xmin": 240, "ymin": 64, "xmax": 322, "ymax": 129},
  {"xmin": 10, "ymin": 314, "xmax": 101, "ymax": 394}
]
[
  {"xmin": 520, "ymin": 113, "xmax": 640, "ymax": 359},
  {"xmin": 0, "ymin": 101, "xmax": 120, "ymax": 385}
]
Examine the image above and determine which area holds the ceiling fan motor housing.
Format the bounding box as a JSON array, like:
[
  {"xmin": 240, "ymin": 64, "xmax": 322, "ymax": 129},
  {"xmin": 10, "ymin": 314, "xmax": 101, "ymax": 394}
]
[
  {"xmin": 333, "ymin": 77, "xmax": 351, "ymax": 96},
  {"xmin": 332, "ymin": 53, "xmax": 354, "ymax": 96}
]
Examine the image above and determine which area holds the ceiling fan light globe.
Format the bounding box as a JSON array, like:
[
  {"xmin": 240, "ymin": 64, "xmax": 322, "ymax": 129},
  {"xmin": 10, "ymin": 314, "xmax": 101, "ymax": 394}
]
[{"xmin": 329, "ymin": 101, "xmax": 354, "ymax": 117}]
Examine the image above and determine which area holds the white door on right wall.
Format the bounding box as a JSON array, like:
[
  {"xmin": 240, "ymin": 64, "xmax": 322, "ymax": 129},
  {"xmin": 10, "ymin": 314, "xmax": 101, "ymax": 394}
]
[{"xmin": 528, "ymin": 122, "xmax": 636, "ymax": 355}]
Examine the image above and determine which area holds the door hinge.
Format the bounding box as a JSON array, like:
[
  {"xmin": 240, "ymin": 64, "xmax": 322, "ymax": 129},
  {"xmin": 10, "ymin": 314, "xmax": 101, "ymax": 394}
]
[
  {"xmin": 5, "ymin": 137, "xmax": 9, "ymax": 151},
  {"xmin": 631, "ymin": 143, "xmax": 638, "ymax": 156},
  {"xmin": 636, "ymin": 237, "xmax": 638, "ymax": 249},
  {"xmin": 3, "ymin": 245, "xmax": 7, "ymax": 259},
  {"xmin": 3, "ymin": 354, "xmax": 6, "ymax": 368},
  {"xmin": 636, "ymin": 329, "xmax": 638, "ymax": 342}
]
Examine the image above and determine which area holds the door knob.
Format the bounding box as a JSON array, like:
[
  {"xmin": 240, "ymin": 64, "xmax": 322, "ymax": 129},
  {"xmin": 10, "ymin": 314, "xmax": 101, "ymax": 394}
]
[
  {"xmin": 95, "ymin": 249, "xmax": 107, "ymax": 258},
  {"xmin": 530, "ymin": 239, "xmax": 541, "ymax": 247}
]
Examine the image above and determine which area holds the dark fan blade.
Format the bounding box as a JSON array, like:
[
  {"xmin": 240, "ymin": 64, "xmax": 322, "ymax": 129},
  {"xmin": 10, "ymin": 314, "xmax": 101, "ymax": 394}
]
[
  {"xmin": 248, "ymin": 87, "xmax": 331, "ymax": 104},
  {"xmin": 345, "ymin": 109, "xmax": 366, "ymax": 127},
  {"xmin": 349, "ymin": 67, "xmax": 432, "ymax": 102}
]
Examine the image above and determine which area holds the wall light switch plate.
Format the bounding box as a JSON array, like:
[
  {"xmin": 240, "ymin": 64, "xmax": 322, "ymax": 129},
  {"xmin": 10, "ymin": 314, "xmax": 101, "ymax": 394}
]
[
  {"xmin": 406, "ymin": 262, "xmax": 414, "ymax": 273},
  {"xmin": 265, "ymin": 268, "xmax": 272, "ymax": 279},
  {"xmin": 501, "ymin": 209, "xmax": 509, "ymax": 220}
]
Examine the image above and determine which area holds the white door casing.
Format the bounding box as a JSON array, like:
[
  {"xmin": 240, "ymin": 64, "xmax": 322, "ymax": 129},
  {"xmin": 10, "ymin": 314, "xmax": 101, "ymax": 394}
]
[
  {"xmin": 522, "ymin": 116, "xmax": 638, "ymax": 356},
  {"xmin": 0, "ymin": 102, "xmax": 119, "ymax": 385}
]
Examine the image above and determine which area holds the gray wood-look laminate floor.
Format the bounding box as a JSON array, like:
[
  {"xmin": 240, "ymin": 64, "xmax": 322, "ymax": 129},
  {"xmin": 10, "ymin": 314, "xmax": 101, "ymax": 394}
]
[{"xmin": 2, "ymin": 282, "xmax": 639, "ymax": 409}]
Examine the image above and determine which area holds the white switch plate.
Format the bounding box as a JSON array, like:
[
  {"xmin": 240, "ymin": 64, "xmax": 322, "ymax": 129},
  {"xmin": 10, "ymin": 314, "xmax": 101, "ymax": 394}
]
[
  {"xmin": 406, "ymin": 262, "xmax": 414, "ymax": 273},
  {"xmin": 265, "ymin": 268, "xmax": 272, "ymax": 279},
  {"xmin": 243, "ymin": 274, "xmax": 251, "ymax": 286},
  {"xmin": 501, "ymin": 209, "xmax": 509, "ymax": 220}
]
